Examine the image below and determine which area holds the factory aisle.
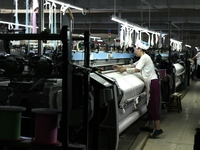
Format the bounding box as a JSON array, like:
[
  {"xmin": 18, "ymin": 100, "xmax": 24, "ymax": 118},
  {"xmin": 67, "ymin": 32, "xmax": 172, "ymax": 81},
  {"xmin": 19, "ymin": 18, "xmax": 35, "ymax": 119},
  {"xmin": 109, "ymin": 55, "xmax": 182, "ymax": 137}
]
[{"xmin": 143, "ymin": 80, "xmax": 200, "ymax": 150}]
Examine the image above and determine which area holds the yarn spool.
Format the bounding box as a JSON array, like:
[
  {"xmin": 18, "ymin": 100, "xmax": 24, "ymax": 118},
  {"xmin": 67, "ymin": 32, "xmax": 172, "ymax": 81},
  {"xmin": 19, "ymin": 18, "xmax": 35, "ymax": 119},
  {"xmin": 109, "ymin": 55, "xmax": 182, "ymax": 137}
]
[
  {"xmin": 32, "ymin": 108, "xmax": 61, "ymax": 145},
  {"xmin": 0, "ymin": 106, "xmax": 26, "ymax": 141},
  {"xmin": 158, "ymin": 69, "xmax": 167, "ymax": 78}
]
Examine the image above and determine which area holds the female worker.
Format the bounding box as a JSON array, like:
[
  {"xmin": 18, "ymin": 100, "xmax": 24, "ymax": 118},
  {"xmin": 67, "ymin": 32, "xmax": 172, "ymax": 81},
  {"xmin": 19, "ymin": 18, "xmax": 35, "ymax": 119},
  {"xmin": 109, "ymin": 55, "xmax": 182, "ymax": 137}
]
[{"xmin": 112, "ymin": 41, "xmax": 163, "ymax": 138}]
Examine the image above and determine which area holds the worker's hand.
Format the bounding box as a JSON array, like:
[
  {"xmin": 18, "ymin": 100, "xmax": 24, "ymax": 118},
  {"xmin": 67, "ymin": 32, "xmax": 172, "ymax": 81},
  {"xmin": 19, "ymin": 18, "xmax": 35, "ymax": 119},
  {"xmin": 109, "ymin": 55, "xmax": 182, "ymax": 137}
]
[
  {"xmin": 132, "ymin": 64, "xmax": 136, "ymax": 68},
  {"xmin": 188, "ymin": 58, "xmax": 194, "ymax": 62},
  {"xmin": 112, "ymin": 65, "xmax": 122, "ymax": 70},
  {"xmin": 118, "ymin": 67, "xmax": 126, "ymax": 73}
]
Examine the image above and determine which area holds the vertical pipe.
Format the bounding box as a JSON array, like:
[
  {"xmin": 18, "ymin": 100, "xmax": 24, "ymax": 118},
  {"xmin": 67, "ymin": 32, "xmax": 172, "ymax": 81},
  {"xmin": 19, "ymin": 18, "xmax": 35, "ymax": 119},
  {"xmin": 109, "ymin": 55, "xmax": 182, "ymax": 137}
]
[
  {"xmin": 118, "ymin": 12, "xmax": 121, "ymax": 38},
  {"xmin": 188, "ymin": 33, "xmax": 190, "ymax": 45},
  {"xmin": 185, "ymin": 31, "xmax": 187, "ymax": 45},
  {"xmin": 32, "ymin": 0, "xmax": 38, "ymax": 34},
  {"xmin": 83, "ymin": 30, "xmax": 90, "ymax": 149},
  {"xmin": 54, "ymin": 6, "xmax": 57, "ymax": 50},
  {"xmin": 84, "ymin": 31, "xmax": 90, "ymax": 68},
  {"xmin": 168, "ymin": 3, "xmax": 171, "ymax": 74},
  {"xmin": 61, "ymin": 25, "xmax": 71, "ymax": 150},
  {"xmin": 149, "ymin": 6, "xmax": 151, "ymax": 28},
  {"xmin": 50, "ymin": 8, "xmax": 54, "ymax": 34},
  {"xmin": 141, "ymin": 0, "xmax": 143, "ymax": 27},
  {"xmin": 60, "ymin": 12, "xmax": 62, "ymax": 30},
  {"xmin": 38, "ymin": 0, "xmax": 44, "ymax": 55},
  {"xmin": 114, "ymin": 0, "xmax": 116, "ymax": 16},
  {"xmin": 54, "ymin": 7, "xmax": 57, "ymax": 34},
  {"xmin": 181, "ymin": 23, "xmax": 183, "ymax": 42},
  {"xmin": 32, "ymin": 11, "xmax": 37, "ymax": 33},
  {"xmin": 25, "ymin": 0, "xmax": 30, "ymax": 53},
  {"xmin": 26, "ymin": 0, "xmax": 29, "ymax": 34},
  {"xmin": 15, "ymin": 0, "xmax": 19, "ymax": 33}
]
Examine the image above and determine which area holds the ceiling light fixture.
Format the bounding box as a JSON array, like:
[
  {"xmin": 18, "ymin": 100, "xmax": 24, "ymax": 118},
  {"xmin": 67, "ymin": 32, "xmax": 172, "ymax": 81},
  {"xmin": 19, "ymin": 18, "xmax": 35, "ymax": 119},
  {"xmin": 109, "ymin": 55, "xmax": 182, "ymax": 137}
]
[
  {"xmin": 170, "ymin": 38, "xmax": 182, "ymax": 44},
  {"xmin": 111, "ymin": 15, "xmax": 125, "ymax": 25},
  {"xmin": 0, "ymin": 21, "xmax": 38, "ymax": 28},
  {"xmin": 185, "ymin": 45, "xmax": 191, "ymax": 48},
  {"xmin": 111, "ymin": 14, "xmax": 159, "ymax": 35},
  {"xmin": 46, "ymin": 0, "xmax": 83, "ymax": 11}
]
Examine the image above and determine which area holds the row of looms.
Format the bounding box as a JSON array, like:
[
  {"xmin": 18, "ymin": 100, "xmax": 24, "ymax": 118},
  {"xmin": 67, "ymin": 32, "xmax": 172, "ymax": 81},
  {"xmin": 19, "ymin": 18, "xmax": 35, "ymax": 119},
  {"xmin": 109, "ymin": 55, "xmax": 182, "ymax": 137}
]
[{"xmin": 0, "ymin": 26, "xmax": 195, "ymax": 150}]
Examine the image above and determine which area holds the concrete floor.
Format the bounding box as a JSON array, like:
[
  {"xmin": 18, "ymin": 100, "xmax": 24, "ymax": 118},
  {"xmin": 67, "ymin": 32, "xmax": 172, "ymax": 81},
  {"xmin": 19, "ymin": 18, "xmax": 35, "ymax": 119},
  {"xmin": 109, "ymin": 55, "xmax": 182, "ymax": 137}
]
[{"xmin": 118, "ymin": 79, "xmax": 199, "ymax": 150}]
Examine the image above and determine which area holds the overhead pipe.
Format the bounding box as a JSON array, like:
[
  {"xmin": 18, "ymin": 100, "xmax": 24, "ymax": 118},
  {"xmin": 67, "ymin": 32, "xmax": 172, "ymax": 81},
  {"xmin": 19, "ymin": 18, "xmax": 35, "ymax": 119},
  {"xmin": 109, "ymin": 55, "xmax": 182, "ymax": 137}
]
[
  {"xmin": 171, "ymin": 22, "xmax": 181, "ymax": 40},
  {"xmin": 141, "ymin": 0, "xmax": 159, "ymax": 28},
  {"xmin": 141, "ymin": 0, "xmax": 158, "ymax": 10}
]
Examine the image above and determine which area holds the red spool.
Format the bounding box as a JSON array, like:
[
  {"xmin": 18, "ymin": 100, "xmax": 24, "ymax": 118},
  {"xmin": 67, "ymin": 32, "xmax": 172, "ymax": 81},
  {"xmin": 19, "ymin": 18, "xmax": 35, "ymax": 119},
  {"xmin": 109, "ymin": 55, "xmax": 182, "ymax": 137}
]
[{"xmin": 32, "ymin": 108, "xmax": 61, "ymax": 145}]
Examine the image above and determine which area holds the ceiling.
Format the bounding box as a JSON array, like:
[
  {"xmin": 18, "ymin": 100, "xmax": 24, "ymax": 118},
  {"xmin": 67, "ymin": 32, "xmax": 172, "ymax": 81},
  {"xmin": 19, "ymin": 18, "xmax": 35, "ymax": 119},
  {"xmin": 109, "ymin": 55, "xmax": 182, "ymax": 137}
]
[{"xmin": 0, "ymin": 0, "xmax": 200, "ymax": 46}]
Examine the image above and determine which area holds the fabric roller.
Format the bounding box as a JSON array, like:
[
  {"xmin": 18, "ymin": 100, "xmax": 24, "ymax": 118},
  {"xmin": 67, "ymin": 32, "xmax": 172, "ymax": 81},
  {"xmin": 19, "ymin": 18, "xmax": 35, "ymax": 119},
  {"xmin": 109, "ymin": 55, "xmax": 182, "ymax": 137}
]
[
  {"xmin": 173, "ymin": 63, "xmax": 185, "ymax": 88},
  {"xmin": 102, "ymin": 71, "xmax": 147, "ymax": 134},
  {"xmin": 174, "ymin": 63, "xmax": 185, "ymax": 76},
  {"xmin": 103, "ymin": 72, "xmax": 145, "ymax": 109}
]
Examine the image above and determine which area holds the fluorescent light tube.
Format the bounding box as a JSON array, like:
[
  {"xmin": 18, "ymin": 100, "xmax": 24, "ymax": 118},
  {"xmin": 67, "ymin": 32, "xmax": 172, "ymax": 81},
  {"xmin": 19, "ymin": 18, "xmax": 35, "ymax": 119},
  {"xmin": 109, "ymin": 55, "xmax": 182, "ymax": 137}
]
[
  {"xmin": 46, "ymin": 0, "xmax": 83, "ymax": 11},
  {"xmin": 0, "ymin": 21, "xmax": 38, "ymax": 28}
]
